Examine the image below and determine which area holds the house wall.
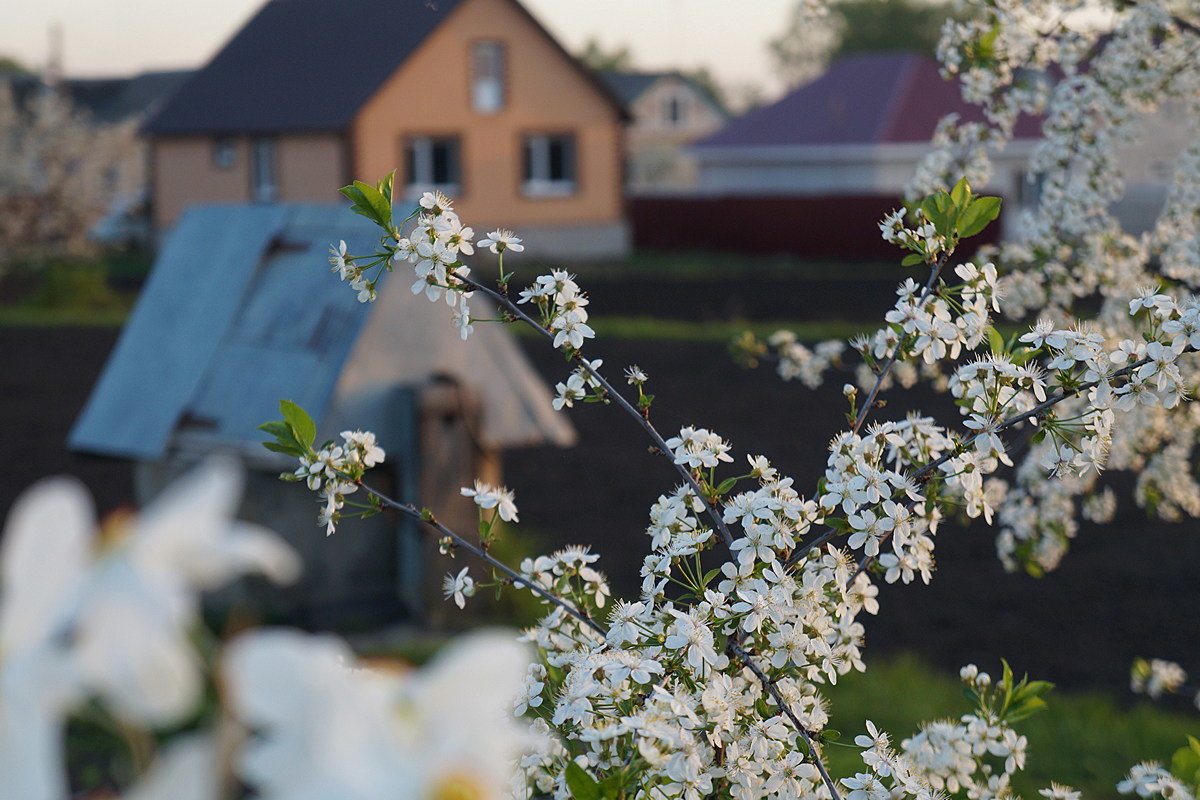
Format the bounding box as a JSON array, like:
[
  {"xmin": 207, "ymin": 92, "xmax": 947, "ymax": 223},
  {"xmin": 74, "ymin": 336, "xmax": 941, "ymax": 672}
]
[
  {"xmin": 692, "ymin": 141, "xmax": 1035, "ymax": 239},
  {"xmin": 151, "ymin": 133, "xmax": 345, "ymax": 228},
  {"xmin": 351, "ymin": 0, "xmax": 626, "ymax": 243},
  {"xmin": 1110, "ymin": 103, "xmax": 1197, "ymax": 234},
  {"xmin": 625, "ymin": 76, "xmax": 725, "ymax": 194}
]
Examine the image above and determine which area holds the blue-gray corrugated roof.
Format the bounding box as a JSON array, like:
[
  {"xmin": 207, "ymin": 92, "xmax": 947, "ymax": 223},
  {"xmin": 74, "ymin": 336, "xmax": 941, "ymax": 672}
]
[
  {"xmin": 70, "ymin": 203, "xmax": 575, "ymax": 459},
  {"xmin": 69, "ymin": 205, "xmax": 379, "ymax": 458}
]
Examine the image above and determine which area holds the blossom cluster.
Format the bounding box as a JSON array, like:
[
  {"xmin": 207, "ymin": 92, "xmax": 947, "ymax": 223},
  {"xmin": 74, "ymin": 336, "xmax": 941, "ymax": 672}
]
[
  {"xmin": 892, "ymin": 0, "xmax": 1200, "ymax": 575},
  {"xmin": 313, "ymin": 160, "xmax": 1200, "ymax": 799},
  {"xmin": 293, "ymin": 429, "xmax": 386, "ymax": 536}
]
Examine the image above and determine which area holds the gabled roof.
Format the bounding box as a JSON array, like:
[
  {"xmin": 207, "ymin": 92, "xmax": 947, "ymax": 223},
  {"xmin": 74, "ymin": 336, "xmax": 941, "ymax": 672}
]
[
  {"xmin": 143, "ymin": 0, "xmax": 627, "ymax": 136},
  {"xmin": 144, "ymin": 0, "xmax": 463, "ymax": 135},
  {"xmin": 3, "ymin": 70, "xmax": 192, "ymax": 124},
  {"xmin": 696, "ymin": 52, "xmax": 1041, "ymax": 149},
  {"xmin": 81, "ymin": 70, "xmax": 194, "ymax": 124},
  {"xmin": 69, "ymin": 204, "xmax": 574, "ymax": 460},
  {"xmin": 600, "ymin": 69, "xmax": 727, "ymax": 117}
]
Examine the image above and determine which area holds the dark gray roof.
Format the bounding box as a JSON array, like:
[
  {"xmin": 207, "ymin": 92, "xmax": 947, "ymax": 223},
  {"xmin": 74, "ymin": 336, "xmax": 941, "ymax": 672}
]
[
  {"xmin": 89, "ymin": 71, "xmax": 194, "ymax": 123},
  {"xmin": 143, "ymin": 0, "xmax": 464, "ymax": 135},
  {"xmin": 3, "ymin": 70, "xmax": 192, "ymax": 124},
  {"xmin": 599, "ymin": 71, "xmax": 661, "ymax": 106},
  {"xmin": 599, "ymin": 69, "xmax": 726, "ymax": 116}
]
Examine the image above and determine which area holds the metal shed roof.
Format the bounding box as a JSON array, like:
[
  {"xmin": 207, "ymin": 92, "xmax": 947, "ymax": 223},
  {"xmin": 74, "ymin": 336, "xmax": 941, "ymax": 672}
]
[{"xmin": 69, "ymin": 204, "xmax": 575, "ymax": 459}]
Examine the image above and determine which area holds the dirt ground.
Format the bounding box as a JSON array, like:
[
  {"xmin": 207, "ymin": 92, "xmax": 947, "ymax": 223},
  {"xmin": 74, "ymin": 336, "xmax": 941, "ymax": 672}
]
[{"xmin": 3, "ymin": 324, "xmax": 1198, "ymax": 694}]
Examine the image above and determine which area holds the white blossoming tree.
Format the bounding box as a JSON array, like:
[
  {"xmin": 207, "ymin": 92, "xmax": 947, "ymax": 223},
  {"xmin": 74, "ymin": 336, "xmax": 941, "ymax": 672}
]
[
  {"xmin": 0, "ymin": 81, "xmax": 139, "ymax": 276},
  {"xmin": 4, "ymin": 0, "xmax": 1200, "ymax": 798}
]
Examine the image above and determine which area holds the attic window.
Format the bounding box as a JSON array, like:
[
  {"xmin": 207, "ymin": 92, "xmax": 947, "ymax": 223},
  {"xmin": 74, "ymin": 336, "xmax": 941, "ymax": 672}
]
[
  {"xmin": 664, "ymin": 93, "xmax": 687, "ymax": 127},
  {"xmin": 471, "ymin": 41, "xmax": 506, "ymax": 113}
]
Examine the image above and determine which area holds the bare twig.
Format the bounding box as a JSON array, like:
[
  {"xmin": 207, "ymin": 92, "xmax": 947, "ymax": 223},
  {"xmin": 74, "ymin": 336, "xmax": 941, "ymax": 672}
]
[
  {"xmin": 360, "ymin": 483, "xmax": 607, "ymax": 637},
  {"xmin": 454, "ymin": 270, "xmax": 737, "ymax": 548}
]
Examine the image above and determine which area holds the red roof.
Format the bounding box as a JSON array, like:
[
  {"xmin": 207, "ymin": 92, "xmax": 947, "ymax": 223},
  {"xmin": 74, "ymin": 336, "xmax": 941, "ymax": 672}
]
[{"xmin": 696, "ymin": 52, "xmax": 1041, "ymax": 148}]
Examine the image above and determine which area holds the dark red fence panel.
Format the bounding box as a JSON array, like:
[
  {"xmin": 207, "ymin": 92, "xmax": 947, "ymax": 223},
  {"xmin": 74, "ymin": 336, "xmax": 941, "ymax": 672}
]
[{"xmin": 630, "ymin": 195, "xmax": 1003, "ymax": 260}]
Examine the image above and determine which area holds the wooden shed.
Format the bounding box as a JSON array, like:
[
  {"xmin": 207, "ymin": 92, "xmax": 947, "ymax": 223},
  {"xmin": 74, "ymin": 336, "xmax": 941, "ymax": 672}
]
[{"xmin": 69, "ymin": 204, "xmax": 574, "ymax": 628}]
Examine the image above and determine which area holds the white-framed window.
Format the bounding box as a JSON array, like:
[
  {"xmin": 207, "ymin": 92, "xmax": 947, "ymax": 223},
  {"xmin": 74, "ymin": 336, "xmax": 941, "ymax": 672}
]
[
  {"xmin": 404, "ymin": 136, "xmax": 462, "ymax": 197},
  {"xmin": 212, "ymin": 137, "xmax": 236, "ymax": 169},
  {"xmin": 250, "ymin": 137, "xmax": 277, "ymax": 203},
  {"xmin": 522, "ymin": 134, "xmax": 576, "ymax": 197},
  {"xmin": 663, "ymin": 93, "xmax": 688, "ymax": 127},
  {"xmin": 1017, "ymin": 170, "xmax": 1045, "ymax": 210},
  {"xmin": 471, "ymin": 40, "xmax": 506, "ymax": 113}
]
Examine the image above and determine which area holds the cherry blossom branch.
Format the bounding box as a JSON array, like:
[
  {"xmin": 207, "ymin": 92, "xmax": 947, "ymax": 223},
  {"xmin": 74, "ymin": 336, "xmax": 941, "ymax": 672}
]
[
  {"xmin": 454, "ymin": 270, "xmax": 737, "ymax": 549},
  {"xmin": 727, "ymin": 638, "xmax": 844, "ymax": 800},
  {"xmin": 846, "ymin": 353, "xmax": 1162, "ymax": 582},
  {"xmin": 358, "ymin": 482, "xmax": 607, "ymax": 637},
  {"xmin": 452, "ymin": 271, "xmax": 856, "ymax": 768},
  {"xmin": 850, "ymin": 250, "xmax": 951, "ymax": 435}
]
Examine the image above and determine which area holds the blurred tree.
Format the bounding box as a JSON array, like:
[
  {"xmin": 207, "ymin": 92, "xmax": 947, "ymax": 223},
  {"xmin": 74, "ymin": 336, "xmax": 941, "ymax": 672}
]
[
  {"xmin": 0, "ymin": 83, "xmax": 138, "ymax": 276},
  {"xmin": 0, "ymin": 55, "xmax": 29, "ymax": 75},
  {"xmin": 577, "ymin": 38, "xmax": 636, "ymax": 71},
  {"xmin": 770, "ymin": 0, "xmax": 963, "ymax": 87},
  {"xmin": 680, "ymin": 66, "xmax": 731, "ymax": 114}
]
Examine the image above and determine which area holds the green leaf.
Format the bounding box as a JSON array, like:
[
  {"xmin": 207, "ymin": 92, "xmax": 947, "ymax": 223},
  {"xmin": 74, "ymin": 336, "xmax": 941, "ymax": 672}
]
[
  {"xmin": 987, "ymin": 326, "xmax": 1005, "ymax": 356},
  {"xmin": 376, "ymin": 170, "xmax": 395, "ymax": 205},
  {"xmin": 715, "ymin": 476, "xmax": 739, "ymax": 495},
  {"xmin": 1005, "ymin": 696, "xmax": 1048, "ymax": 722},
  {"xmin": 901, "ymin": 253, "xmax": 925, "ymax": 267},
  {"xmin": 257, "ymin": 420, "xmax": 294, "ymax": 440},
  {"xmin": 950, "ymin": 177, "xmax": 972, "ymax": 208},
  {"xmin": 598, "ymin": 775, "xmax": 626, "ymax": 799},
  {"xmin": 279, "ymin": 400, "xmax": 316, "ymax": 449},
  {"xmin": 353, "ymin": 180, "xmax": 392, "ymax": 227},
  {"xmin": 975, "ymin": 23, "xmax": 1001, "ymax": 60},
  {"xmin": 262, "ymin": 440, "xmax": 303, "ymax": 457},
  {"xmin": 959, "ymin": 196, "xmax": 1002, "ymax": 238},
  {"xmin": 1171, "ymin": 741, "xmax": 1200, "ymax": 788},
  {"xmin": 1016, "ymin": 680, "xmax": 1055, "ymax": 701},
  {"xmin": 1009, "ymin": 347, "xmax": 1035, "ymax": 366},
  {"xmin": 338, "ymin": 184, "xmax": 370, "ymax": 219},
  {"xmin": 339, "ymin": 180, "xmax": 392, "ymax": 228},
  {"xmin": 564, "ymin": 762, "xmax": 602, "ymax": 800}
]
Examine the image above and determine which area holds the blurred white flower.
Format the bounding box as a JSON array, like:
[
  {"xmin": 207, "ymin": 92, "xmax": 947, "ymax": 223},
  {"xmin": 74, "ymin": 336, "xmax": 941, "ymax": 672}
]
[
  {"xmin": 225, "ymin": 628, "xmax": 536, "ymax": 800},
  {"xmin": 0, "ymin": 458, "xmax": 301, "ymax": 800}
]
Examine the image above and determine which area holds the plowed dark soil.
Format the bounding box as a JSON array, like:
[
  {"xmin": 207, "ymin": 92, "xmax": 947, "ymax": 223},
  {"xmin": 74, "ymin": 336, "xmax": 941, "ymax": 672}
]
[{"xmin": 3, "ymin": 324, "xmax": 1197, "ymax": 694}]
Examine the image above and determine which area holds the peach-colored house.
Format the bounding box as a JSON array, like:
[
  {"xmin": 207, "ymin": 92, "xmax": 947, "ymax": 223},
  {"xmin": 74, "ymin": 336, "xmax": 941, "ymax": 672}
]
[{"xmin": 143, "ymin": 0, "xmax": 631, "ymax": 258}]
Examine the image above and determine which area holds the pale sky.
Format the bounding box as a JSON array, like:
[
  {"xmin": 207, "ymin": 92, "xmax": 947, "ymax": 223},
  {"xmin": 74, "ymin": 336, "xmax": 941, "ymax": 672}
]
[{"xmin": 1, "ymin": 0, "xmax": 796, "ymax": 96}]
